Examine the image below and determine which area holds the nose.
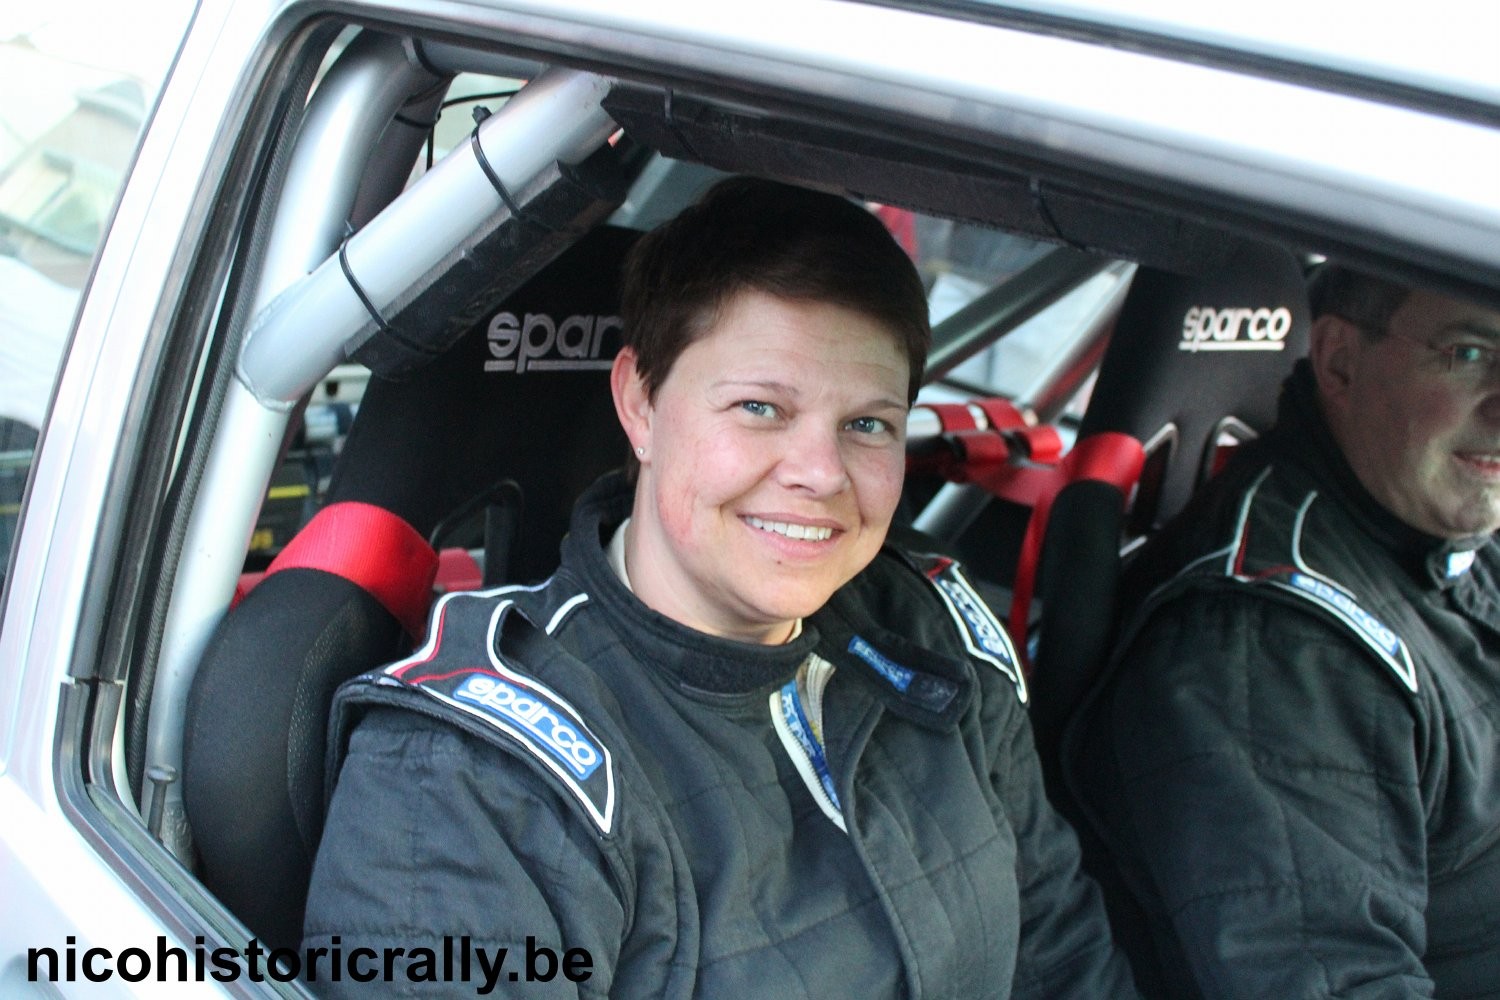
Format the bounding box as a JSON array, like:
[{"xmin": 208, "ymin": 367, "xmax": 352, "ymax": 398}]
[
  {"xmin": 1479, "ymin": 381, "xmax": 1500, "ymax": 424},
  {"xmin": 775, "ymin": 421, "xmax": 851, "ymax": 497}
]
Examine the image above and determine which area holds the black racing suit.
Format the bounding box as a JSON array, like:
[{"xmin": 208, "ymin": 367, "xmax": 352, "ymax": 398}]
[
  {"xmin": 1064, "ymin": 362, "xmax": 1500, "ymax": 999},
  {"xmin": 303, "ymin": 472, "xmax": 1138, "ymax": 998}
]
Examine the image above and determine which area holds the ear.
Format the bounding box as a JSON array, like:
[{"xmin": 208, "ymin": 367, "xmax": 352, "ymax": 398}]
[
  {"xmin": 1308, "ymin": 313, "xmax": 1361, "ymax": 413},
  {"xmin": 611, "ymin": 347, "xmax": 652, "ymax": 454}
]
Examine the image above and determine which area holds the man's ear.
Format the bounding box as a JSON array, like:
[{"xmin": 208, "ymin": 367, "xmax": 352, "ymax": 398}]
[
  {"xmin": 1309, "ymin": 314, "xmax": 1360, "ymax": 413},
  {"xmin": 611, "ymin": 347, "xmax": 652, "ymax": 455}
]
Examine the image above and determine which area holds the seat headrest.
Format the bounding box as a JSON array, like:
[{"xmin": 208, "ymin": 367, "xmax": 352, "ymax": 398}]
[
  {"xmin": 1079, "ymin": 241, "xmax": 1309, "ymax": 527},
  {"xmin": 326, "ymin": 224, "xmax": 639, "ymax": 581}
]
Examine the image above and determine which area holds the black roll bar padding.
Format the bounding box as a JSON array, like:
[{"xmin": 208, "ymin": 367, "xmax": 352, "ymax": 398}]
[{"xmin": 349, "ymin": 143, "xmax": 633, "ymax": 378}]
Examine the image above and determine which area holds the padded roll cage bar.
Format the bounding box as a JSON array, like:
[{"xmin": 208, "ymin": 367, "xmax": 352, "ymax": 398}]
[{"xmin": 145, "ymin": 31, "xmax": 618, "ymax": 861}]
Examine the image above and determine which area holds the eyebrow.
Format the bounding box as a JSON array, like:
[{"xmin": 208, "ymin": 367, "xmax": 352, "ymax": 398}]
[
  {"xmin": 863, "ymin": 396, "xmax": 912, "ymax": 415},
  {"xmin": 711, "ymin": 379, "xmax": 908, "ymax": 414},
  {"xmin": 1437, "ymin": 320, "xmax": 1500, "ymax": 343},
  {"xmin": 713, "ymin": 378, "xmax": 799, "ymax": 396}
]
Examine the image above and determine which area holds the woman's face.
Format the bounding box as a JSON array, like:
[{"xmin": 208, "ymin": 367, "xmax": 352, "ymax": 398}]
[{"xmin": 615, "ymin": 289, "xmax": 911, "ymax": 644}]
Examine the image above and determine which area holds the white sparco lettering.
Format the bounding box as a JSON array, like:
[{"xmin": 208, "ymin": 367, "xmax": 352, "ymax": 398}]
[
  {"xmin": 485, "ymin": 312, "xmax": 623, "ymax": 372},
  {"xmin": 1179, "ymin": 306, "xmax": 1292, "ymax": 352},
  {"xmin": 454, "ymin": 675, "xmax": 601, "ymax": 776}
]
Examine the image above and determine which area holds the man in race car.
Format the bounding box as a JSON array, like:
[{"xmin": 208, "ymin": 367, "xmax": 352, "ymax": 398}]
[{"xmin": 1066, "ymin": 264, "xmax": 1500, "ymax": 997}]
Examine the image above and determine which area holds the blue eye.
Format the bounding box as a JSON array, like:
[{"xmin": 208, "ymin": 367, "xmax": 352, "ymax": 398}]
[
  {"xmin": 1449, "ymin": 344, "xmax": 1494, "ymax": 367},
  {"xmin": 740, "ymin": 400, "xmax": 775, "ymax": 417},
  {"xmin": 847, "ymin": 416, "xmax": 891, "ymax": 435}
]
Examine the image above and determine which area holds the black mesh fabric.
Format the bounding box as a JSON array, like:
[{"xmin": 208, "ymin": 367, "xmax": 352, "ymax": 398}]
[
  {"xmin": 182, "ymin": 225, "xmax": 639, "ymax": 949},
  {"xmin": 183, "ymin": 571, "xmax": 401, "ymax": 950}
]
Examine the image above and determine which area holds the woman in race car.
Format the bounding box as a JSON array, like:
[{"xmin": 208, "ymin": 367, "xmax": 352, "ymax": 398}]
[{"xmin": 302, "ymin": 177, "xmax": 1138, "ymax": 999}]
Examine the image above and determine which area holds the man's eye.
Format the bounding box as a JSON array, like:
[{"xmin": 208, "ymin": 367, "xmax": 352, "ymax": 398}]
[
  {"xmin": 847, "ymin": 416, "xmax": 891, "ymax": 435},
  {"xmin": 739, "ymin": 400, "xmax": 775, "ymax": 417},
  {"xmin": 1449, "ymin": 344, "xmax": 1494, "ymax": 367}
]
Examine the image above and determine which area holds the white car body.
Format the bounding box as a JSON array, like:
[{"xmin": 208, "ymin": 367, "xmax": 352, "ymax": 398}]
[{"xmin": 1, "ymin": 0, "xmax": 1496, "ymax": 995}]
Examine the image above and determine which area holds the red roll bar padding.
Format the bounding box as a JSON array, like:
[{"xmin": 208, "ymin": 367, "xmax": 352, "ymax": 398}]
[
  {"xmin": 974, "ymin": 398, "xmax": 1030, "ymax": 431},
  {"xmin": 921, "ymin": 402, "xmax": 980, "ymax": 432},
  {"xmin": 263, "ymin": 501, "xmax": 440, "ymax": 639},
  {"xmin": 1011, "ymin": 425, "xmax": 1064, "ymax": 464}
]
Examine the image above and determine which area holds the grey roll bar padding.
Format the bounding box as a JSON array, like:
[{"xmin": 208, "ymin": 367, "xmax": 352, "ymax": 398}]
[
  {"xmin": 252, "ymin": 33, "xmax": 447, "ymax": 311},
  {"xmin": 414, "ymin": 38, "xmax": 545, "ymax": 83},
  {"xmin": 924, "ymin": 248, "xmax": 1111, "ymax": 385},
  {"xmin": 236, "ymin": 68, "xmax": 617, "ymax": 406}
]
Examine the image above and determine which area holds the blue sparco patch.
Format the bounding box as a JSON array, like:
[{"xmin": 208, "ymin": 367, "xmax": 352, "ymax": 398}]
[
  {"xmin": 1288, "ymin": 573, "xmax": 1400, "ymax": 657},
  {"xmin": 1276, "ymin": 572, "xmax": 1417, "ymax": 693},
  {"xmin": 383, "ymin": 592, "xmax": 617, "ymax": 834},
  {"xmin": 453, "ymin": 674, "xmax": 602, "ymax": 780},
  {"xmin": 923, "ymin": 558, "xmax": 1027, "ymax": 703},
  {"xmin": 848, "ymin": 636, "xmax": 913, "ymax": 692}
]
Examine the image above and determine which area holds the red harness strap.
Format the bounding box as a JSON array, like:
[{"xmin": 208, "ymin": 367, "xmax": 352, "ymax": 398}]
[
  {"xmin": 263, "ymin": 502, "xmax": 439, "ymax": 639},
  {"xmin": 971, "ymin": 432, "xmax": 1145, "ymax": 669},
  {"xmin": 910, "ymin": 403, "xmax": 1147, "ymax": 668}
]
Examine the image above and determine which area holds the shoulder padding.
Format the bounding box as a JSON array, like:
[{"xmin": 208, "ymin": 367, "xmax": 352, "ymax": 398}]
[
  {"xmin": 1164, "ymin": 471, "xmax": 1418, "ymax": 694},
  {"xmin": 897, "ymin": 550, "xmax": 1028, "ymax": 704},
  {"xmin": 335, "ymin": 587, "xmax": 619, "ymax": 834}
]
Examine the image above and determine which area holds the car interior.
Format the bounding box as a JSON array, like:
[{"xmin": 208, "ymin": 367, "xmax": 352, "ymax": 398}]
[{"xmin": 42, "ymin": 9, "xmax": 1494, "ymax": 979}]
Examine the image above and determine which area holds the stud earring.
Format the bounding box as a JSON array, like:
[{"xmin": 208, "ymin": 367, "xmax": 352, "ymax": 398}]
[{"xmin": 635, "ymin": 446, "xmax": 645, "ymax": 456}]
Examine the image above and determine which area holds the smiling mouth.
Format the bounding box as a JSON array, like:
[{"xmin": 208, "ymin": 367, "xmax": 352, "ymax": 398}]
[
  {"xmin": 1455, "ymin": 451, "xmax": 1500, "ymax": 470},
  {"xmin": 745, "ymin": 515, "xmax": 835, "ymax": 542}
]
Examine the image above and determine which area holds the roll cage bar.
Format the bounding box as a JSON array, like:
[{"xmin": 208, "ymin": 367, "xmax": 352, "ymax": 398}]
[{"xmin": 144, "ymin": 34, "xmax": 620, "ymax": 860}]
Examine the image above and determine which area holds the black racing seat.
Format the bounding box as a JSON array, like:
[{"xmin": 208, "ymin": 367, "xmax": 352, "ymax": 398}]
[
  {"xmin": 1027, "ymin": 241, "xmax": 1311, "ymax": 759},
  {"xmin": 182, "ymin": 226, "xmax": 638, "ymax": 950}
]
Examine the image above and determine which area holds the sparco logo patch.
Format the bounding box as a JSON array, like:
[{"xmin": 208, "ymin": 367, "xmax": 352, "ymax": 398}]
[
  {"xmin": 1179, "ymin": 306, "xmax": 1292, "ymax": 353},
  {"xmin": 937, "ymin": 578, "xmax": 1014, "ymax": 666},
  {"xmin": 484, "ymin": 311, "xmax": 622, "ymax": 373},
  {"xmin": 847, "ymin": 636, "xmax": 914, "ymax": 692},
  {"xmin": 453, "ymin": 674, "xmax": 602, "ymax": 779},
  {"xmin": 1286, "ymin": 574, "xmax": 1399, "ymax": 656},
  {"xmin": 1280, "ymin": 572, "xmax": 1417, "ymax": 693},
  {"xmin": 923, "ymin": 559, "xmax": 1028, "ymax": 703},
  {"xmin": 383, "ymin": 592, "xmax": 617, "ymax": 834}
]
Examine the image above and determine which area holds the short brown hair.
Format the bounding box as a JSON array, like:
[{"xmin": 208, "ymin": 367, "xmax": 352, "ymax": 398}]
[
  {"xmin": 1307, "ymin": 263, "xmax": 1411, "ymax": 340},
  {"xmin": 620, "ymin": 177, "xmax": 930, "ymax": 403}
]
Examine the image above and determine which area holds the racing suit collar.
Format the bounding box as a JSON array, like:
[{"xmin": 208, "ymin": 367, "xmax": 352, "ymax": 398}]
[
  {"xmin": 563, "ymin": 472, "xmax": 819, "ymax": 696},
  {"xmin": 1273, "ymin": 361, "xmax": 1488, "ymax": 590}
]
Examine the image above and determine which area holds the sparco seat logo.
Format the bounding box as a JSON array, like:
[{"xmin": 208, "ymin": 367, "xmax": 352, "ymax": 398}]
[
  {"xmin": 1179, "ymin": 306, "xmax": 1292, "ymax": 352},
  {"xmin": 484, "ymin": 311, "xmax": 623, "ymax": 373}
]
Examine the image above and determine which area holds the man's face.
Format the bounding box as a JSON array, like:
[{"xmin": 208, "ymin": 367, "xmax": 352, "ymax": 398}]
[
  {"xmin": 617, "ymin": 289, "xmax": 910, "ymax": 643},
  {"xmin": 1323, "ymin": 288, "xmax": 1500, "ymax": 539}
]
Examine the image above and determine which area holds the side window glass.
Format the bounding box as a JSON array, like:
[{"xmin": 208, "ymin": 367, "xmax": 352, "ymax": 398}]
[{"xmin": 0, "ymin": 4, "xmax": 191, "ymax": 580}]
